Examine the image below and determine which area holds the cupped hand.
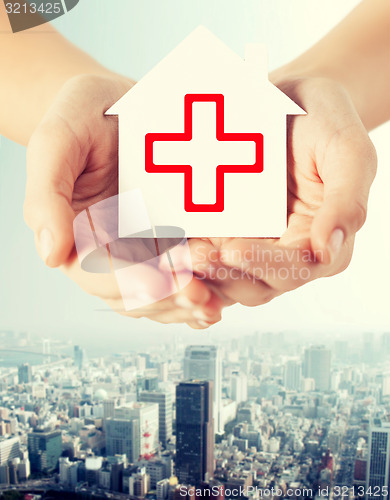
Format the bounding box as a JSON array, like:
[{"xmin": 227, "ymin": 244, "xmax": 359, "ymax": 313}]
[
  {"xmin": 24, "ymin": 74, "xmax": 224, "ymax": 328},
  {"xmin": 189, "ymin": 77, "xmax": 377, "ymax": 307}
]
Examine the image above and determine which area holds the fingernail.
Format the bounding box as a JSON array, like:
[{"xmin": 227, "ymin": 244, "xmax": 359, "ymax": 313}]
[
  {"xmin": 198, "ymin": 320, "xmax": 211, "ymax": 328},
  {"xmin": 328, "ymin": 229, "xmax": 344, "ymax": 261},
  {"xmin": 193, "ymin": 310, "xmax": 210, "ymax": 321},
  {"xmin": 38, "ymin": 228, "xmax": 53, "ymax": 264},
  {"xmin": 175, "ymin": 295, "xmax": 195, "ymax": 309}
]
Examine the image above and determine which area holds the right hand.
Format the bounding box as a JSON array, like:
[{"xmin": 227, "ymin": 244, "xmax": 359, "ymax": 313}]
[
  {"xmin": 188, "ymin": 77, "xmax": 377, "ymax": 308},
  {"xmin": 24, "ymin": 74, "xmax": 225, "ymax": 328}
]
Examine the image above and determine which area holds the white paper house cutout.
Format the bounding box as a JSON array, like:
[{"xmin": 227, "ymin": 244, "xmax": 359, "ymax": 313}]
[{"xmin": 106, "ymin": 26, "xmax": 305, "ymax": 238}]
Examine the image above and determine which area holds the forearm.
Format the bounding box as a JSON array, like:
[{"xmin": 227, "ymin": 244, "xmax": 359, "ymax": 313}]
[
  {"xmin": 0, "ymin": 4, "xmax": 118, "ymax": 145},
  {"xmin": 271, "ymin": 0, "xmax": 390, "ymax": 131}
]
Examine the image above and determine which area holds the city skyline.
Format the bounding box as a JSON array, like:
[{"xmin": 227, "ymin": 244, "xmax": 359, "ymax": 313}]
[
  {"xmin": 0, "ymin": 329, "xmax": 389, "ymax": 497},
  {"xmin": 1, "ymin": 0, "xmax": 389, "ymax": 341}
]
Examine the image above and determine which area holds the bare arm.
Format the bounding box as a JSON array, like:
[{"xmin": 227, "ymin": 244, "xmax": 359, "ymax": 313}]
[
  {"xmin": 0, "ymin": 2, "xmax": 122, "ymax": 145},
  {"xmin": 0, "ymin": 4, "xmax": 222, "ymax": 328},
  {"xmin": 272, "ymin": 0, "xmax": 390, "ymax": 130}
]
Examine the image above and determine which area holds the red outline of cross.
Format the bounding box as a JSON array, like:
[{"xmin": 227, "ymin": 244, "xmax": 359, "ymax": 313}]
[{"xmin": 145, "ymin": 94, "xmax": 264, "ymax": 212}]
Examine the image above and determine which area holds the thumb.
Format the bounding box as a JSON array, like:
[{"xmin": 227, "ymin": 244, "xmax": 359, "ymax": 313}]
[
  {"xmin": 311, "ymin": 128, "xmax": 377, "ymax": 265},
  {"xmin": 24, "ymin": 121, "xmax": 79, "ymax": 267}
]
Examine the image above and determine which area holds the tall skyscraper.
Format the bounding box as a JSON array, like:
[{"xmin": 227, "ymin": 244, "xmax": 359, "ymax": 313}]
[
  {"xmin": 176, "ymin": 380, "xmax": 214, "ymax": 485},
  {"xmin": 106, "ymin": 417, "xmax": 140, "ymax": 463},
  {"xmin": 284, "ymin": 360, "xmax": 302, "ymax": 391},
  {"xmin": 303, "ymin": 345, "xmax": 331, "ymax": 392},
  {"xmin": 139, "ymin": 391, "xmax": 173, "ymax": 447},
  {"xmin": 27, "ymin": 430, "xmax": 62, "ymax": 473},
  {"xmin": 74, "ymin": 345, "xmax": 86, "ymax": 370},
  {"xmin": 366, "ymin": 419, "xmax": 390, "ymax": 500},
  {"xmin": 158, "ymin": 362, "xmax": 169, "ymax": 382},
  {"xmin": 184, "ymin": 346, "xmax": 223, "ymax": 434},
  {"xmin": 230, "ymin": 372, "xmax": 248, "ymax": 404},
  {"xmin": 382, "ymin": 333, "xmax": 390, "ymax": 357},
  {"xmin": 42, "ymin": 338, "xmax": 51, "ymax": 363},
  {"xmin": 18, "ymin": 363, "xmax": 32, "ymax": 384}
]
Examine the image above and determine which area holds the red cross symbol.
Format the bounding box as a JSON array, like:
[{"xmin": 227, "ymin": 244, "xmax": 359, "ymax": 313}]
[{"xmin": 145, "ymin": 94, "xmax": 264, "ymax": 212}]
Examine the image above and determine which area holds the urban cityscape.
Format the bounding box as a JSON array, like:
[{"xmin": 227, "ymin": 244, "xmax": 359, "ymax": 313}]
[{"xmin": 0, "ymin": 329, "xmax": 389, "ymax": 500}]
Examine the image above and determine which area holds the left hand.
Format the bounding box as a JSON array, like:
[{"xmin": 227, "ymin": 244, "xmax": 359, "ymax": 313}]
[{"xmin": 189, "ymin": 77, "xmax": 377, "ymax": 307}]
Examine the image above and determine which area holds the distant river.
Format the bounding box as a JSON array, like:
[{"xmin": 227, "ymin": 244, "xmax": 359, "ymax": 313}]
[
  {"xmin": 0, "ymin": 352, "xmax": 47, "ymax": 367},
  {"xmin": 0, "ymin": 347, "xmax": 72, "ymax": 367}
]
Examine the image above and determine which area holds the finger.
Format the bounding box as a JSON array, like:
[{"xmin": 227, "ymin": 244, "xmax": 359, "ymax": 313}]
[
  {"xmin": 192, "ymin": 292, "xmax": 223, "ymax": 323},
  {"xmin": 149, "ymin": 303, "xmax": 222, "ymax": 327},
  {"xmin": 130, "ymin": 279, "xmax": 223, "ymax": 325},
  {"xmin": 188, "ymin": 238, "xmax": 220, "ymax": 275},
  {"xmin": 174, "ymin": 274, "xmax": 212, "ymax": 309},
  {"xmin": 311, "ymin": 122, "xmax": 377, "ymax": 264},
  {"xmin": 220, "ymin": 238, "xmax": 327, "ymax": 292},
  {"xmin": 212, "ymin": 269, "xmax": 277, "ymax": 307},
  {"xmin": 61, "ymin": 250, "xmax": 125, "ymax": 301},
  {"xmin": 188, "ymin": 238, "xmax": 274, "ymax": 307},
  {"xmin": 24, "ymin": 119, "xmax": 82, "ymax": 267},
  {"xmin": 107, "ymin": 287, "xmax": 223, "ymax": 327},
  {"xmin": 63, "ymin": 249, "xmax": 222, "ymax": 323},
  {"xmin": 198, "ymin": 264, "xmax": 276, "ymax": 307},
  {"xmin": 191, "ymin": 236, "xmax": 294, "ymax": 303},
  {"xmin": 185, "ymin": 320, "xmax": 214, "ymax": 330}
]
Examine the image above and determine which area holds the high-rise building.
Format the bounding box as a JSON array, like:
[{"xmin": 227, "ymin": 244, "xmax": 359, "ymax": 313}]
[
  {"xmin": 27, "ymin": 430, "xmax": 62, "ymax": 473},
  {"xmin": 59, "ymin": 457, "xmax": 79, "ymax": 487},
  {"xmin": 184, "ymin": 345, "xmax": 223, "ymax": 434},
  {"xmin": 157, "ymin": 478, "xmax": 170, "ymax": 500},
  {"xmin": 85, "ymin": 456, "xmax": 103, "ymax": 486},
  {"xmin": 115, "ymin": 402, "xmax": 159, "ymax": 457},
  {"xmin": 139, "ymin": 391, "xmax": 173, "ymax": 447},
  {"xmin": 158, "ymin": 362, "xmax": 169, "ymax": 382},
  {"xmin": 362, "ymin": 333, "xmax": 376, "ymax": 364},
  {"xmin": 284, "ymin": 360, "xmax": 302, "ymax": 391},
  {"xmin": 18, "ymin": 363, "xmax": 32, "ymax": 384},
  {"xmin": 110, "ymin": 459, "xmax": 125, "ymax": 492},
  {"xmin": 303, "ymin": 346, "xmax": 331, "ymax": 392},
  {"xmin": 74, "ymin": 345, "xmax": 86, "ymax": 370},
  {"xmin": 0, "ymin": 437, "xmax": 20, "ymax": 466},
  {"xmin": 42, "ymin": 338, "xmax": 51, "ymax": 363},
  {"xmin": 366, "ymin": 419, "xmax": 390, "ymax": 500},
  {"xmin": 136, "ymin": 355, "xmax": 147, "ymax": 373},
  {"xmin": 176, "ymin": 380, "xmax": 214, "ymax": 485},
  {"xmin": 382, "ymin": 333, "xmax": 390, "ymax": 357},
  {"xmin": 230, "ymin": 372, "xmax": 248, "ymax": 404},
  {"xmin": 141, "ymin": 456, "xmax": 172, "ymax": 488},
  {"xmin": 0, "ymin": 464, "xmax": 9, "ymax": 485},
  {"xmin": 106, "ymin": 417, "xmax": 140, "ymax": 463},
  {"xmin": 130, "ymin": 466, "xmax": 150, "ymax": 497},
  {"xmin": 137, "ymin": 376, "xmax": 159, "ymax": 394}
]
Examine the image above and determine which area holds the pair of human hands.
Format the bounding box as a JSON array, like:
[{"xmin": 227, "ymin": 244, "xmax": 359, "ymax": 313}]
[{"xmin": 23, "ymin": 73, "xmax": 376, "ymax": 328}]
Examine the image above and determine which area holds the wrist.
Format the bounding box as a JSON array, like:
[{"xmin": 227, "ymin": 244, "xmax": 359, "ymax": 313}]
[
  {"xmin": 269, "ymin": 69, "xmax": 344, "ymax": 110},
  {"xmin": 270, "ymin": 63, "xmax": 370, "ymax": 130},
  {"xmin": 22, "ymin": 70, "xmax": 134, "ymax": 146}
]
